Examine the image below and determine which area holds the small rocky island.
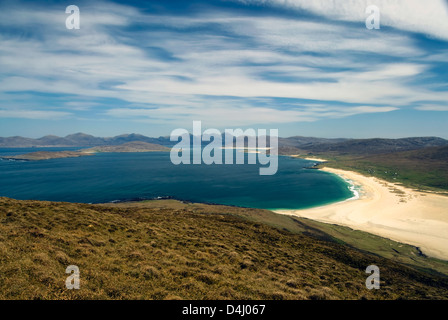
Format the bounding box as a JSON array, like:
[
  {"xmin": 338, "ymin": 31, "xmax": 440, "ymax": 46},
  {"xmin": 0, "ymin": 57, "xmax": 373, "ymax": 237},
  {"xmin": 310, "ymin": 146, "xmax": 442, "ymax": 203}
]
[
  {"xmin": 1, "ymin": 151, "xmax": 90, "ymax": 161},
  {"xmin": 1, "ymin": 141, "xmax": 170, "ymax": 161}
]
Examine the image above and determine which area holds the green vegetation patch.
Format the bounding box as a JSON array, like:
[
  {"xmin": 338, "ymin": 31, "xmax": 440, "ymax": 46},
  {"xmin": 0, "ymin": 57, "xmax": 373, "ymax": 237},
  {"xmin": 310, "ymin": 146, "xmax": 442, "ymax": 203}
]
[{"xmin": 1, "ymin": 198, "xmax": 448, "ymax": 300}]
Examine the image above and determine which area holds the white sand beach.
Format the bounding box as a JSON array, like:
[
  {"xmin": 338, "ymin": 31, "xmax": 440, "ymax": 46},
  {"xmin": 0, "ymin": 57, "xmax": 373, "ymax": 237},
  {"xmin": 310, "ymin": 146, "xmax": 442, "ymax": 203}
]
[
  {"xmin": 274, "ymin": 167, "xmax": 448, "ymax": 260},
  {"xmin": 288, "ymin": 155, "xmax": 328, "ymax": 162},
  {"xmin": 303, "ymin": 157, "xmax": 328, "ymax": 162}
]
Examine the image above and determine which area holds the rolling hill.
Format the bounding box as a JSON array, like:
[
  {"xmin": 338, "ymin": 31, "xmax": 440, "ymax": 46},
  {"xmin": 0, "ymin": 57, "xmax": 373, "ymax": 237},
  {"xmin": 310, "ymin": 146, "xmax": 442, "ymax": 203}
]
[
  {"xmin": 2, "ymin": 134, "xmax": 446, "ymax": 154},
  {"xmin": 318, "ymin": 146, "xmax": 448, "ymax": 191},
  {"xmin": 0, "ymin": 151, "xmax": 90, "ymax": 161},
  {"xmin": 1, "ymin": 197, "xmax": 448, "ymax": 300},
  {"xmin": 298, "ymin": 137, "xmax": 448, "ymax": 156},
  {"xmin": 1, "ymin": 142, "xmax": 169, "ymax": 161},
  {"xmin": 278, "ymin": 137, "xmax": 448, "ymax": 192}
]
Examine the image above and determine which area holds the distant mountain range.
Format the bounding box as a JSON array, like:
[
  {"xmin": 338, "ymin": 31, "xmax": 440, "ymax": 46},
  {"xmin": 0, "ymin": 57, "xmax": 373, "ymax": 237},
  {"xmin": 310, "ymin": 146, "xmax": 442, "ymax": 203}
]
[
  {"xmin": 1, "ymin": 133, "xmax": 447, "ymax": 156},
  {"xmin": 0, "ymin": 133, "xmax": 172, "ymax": 148}
]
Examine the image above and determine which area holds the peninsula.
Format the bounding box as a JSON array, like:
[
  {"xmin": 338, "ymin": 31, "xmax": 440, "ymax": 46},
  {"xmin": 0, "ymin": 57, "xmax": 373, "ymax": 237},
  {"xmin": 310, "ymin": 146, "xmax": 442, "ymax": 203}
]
[
  {"xmin": 1, "ymin": 151, "xmax": 90, "ymax": 161},
  {"xmin": 1, "ymin": 141, "xmax": 170, "ymax": 161},
  {"xmin": 82, "ymin": 141, "xmax": 170, "ymax": 153}
]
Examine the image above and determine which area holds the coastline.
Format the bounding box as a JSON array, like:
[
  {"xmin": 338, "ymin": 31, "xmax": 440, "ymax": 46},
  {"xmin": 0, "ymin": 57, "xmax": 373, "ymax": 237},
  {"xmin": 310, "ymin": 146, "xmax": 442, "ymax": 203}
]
[
  {"xmin": 274, "ymin": 166, "xmax": 448, "ymax": 261},
  {"xmin": 288, "ymin": 155, "xmax": 328, "ymax": 162}
]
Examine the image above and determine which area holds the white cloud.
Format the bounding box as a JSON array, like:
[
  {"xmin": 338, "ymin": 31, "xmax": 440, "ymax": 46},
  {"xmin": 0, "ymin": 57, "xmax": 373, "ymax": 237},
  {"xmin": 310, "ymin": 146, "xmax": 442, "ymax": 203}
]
[
  {"xmin": 105, "ymin": 106, "xmax": 316, "ymax": 127},
  {"xmin": 415, "ymin": 105, "xmax": 448, "ymax": 111},
  {"xmin": 0, "ymin": 109, "xmax": 72, "ymax": 120},
  {"xmin": 104, "ymin": 104, "xmax": 399, "ymax": 127},
  {"xmin": 0, "ymin": 0, "xmax": 446, "ymax": 127},
  {"xmin": 115, "ymin": 62, "xmax": 437, "ymax": 105},
  {"xmin": 0, "ymin": 1, "xmax": 136, "ymax": 29},
  {"xmin": 235, "ymin": 0, "xmax": 448, "ymax": 41}
]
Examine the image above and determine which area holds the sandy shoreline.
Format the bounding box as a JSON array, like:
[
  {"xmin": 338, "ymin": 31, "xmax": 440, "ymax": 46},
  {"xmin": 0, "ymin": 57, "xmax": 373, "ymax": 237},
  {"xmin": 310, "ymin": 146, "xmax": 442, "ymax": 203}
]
[
  {"xmin": 274, "ymin": 167, "xmax": 448, "ymax": 260},
  {"xmin": 288, "ymin": 155, "xmax": 328, "ymax": 162},
  {"xmin": 303, "ymin": 157, "xmax": 328, "ymax": 162}
]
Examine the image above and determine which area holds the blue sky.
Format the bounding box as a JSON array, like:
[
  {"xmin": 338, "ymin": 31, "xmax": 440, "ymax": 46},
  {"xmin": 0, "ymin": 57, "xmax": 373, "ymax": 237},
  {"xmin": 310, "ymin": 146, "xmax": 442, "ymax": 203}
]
[{"xmin": 0, "ymin": 0, "xmax": 447, "ymax": 138}]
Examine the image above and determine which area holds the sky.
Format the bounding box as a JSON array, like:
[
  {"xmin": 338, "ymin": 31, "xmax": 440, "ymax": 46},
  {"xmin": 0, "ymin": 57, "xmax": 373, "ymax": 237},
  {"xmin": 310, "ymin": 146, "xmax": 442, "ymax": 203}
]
[{"xmin": 0, "ymin": 0, "xmax": 447, "ymax": 139}]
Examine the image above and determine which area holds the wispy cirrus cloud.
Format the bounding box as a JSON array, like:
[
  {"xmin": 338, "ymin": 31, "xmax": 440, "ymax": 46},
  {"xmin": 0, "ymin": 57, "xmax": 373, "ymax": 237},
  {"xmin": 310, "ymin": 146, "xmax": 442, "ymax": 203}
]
[
  {"xmin": 233, "ymin": 0, "xmax": 448, "ymax": 40},
  {"xmin": 0, "ymin": 109, "xmax": 72, "ymax": 120},
  {"xmin": 415, "ymin": 105, "xmax": 448, "ymax": 112},
  {"xmin": 0, "ymin": 0, "xmax": 447, "ymax": 137}
]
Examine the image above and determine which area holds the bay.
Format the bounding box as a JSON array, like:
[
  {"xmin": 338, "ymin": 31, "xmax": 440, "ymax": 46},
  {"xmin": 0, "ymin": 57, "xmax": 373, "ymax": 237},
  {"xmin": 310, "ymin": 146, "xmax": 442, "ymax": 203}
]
[{"xmin": 0, "ymin": 148, "xmax": 354, "ymax": 210}]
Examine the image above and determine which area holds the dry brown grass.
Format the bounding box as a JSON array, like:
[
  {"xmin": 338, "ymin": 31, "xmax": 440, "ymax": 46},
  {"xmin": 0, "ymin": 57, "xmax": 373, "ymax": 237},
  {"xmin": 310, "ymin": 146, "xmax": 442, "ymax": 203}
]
[{"xmin": 0, "ymin": 197, "xmax": 447, "ymax": 300}]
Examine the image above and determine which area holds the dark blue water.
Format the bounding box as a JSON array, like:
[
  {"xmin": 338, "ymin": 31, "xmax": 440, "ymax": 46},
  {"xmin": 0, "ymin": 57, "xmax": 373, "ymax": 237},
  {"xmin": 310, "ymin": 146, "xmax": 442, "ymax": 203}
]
[{"xmin": 0, "ymin": 148, "xmax": 353, "ymax": 210}]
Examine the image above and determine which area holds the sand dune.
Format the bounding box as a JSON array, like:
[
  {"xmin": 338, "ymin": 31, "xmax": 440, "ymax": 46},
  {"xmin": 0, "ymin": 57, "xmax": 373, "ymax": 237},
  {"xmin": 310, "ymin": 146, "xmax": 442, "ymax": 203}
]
[{"xmin": 274, "ymin": 167, "xmax": 448, "ymax": 260}]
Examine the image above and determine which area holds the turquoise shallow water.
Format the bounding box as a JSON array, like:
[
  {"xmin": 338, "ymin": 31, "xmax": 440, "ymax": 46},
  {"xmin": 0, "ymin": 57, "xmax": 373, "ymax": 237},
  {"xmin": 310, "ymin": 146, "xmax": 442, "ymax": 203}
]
[{"xmin": 0, "ymin": 148, "xmax": 353, "ymax": 210}]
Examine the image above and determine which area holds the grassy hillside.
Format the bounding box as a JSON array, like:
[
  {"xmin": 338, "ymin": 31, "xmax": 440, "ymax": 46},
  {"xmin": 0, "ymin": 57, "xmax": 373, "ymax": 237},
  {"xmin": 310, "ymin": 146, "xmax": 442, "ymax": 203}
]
[
  {"xmin": 298, "ymin": 137, "xmax": 448, "ymax": 156},
  {"xmin": 304, "ymin": 146, "xmax": 448, "ymax": 192},
  {"xmin": 278, "ymin": 136, "xmax": 448, "ymax": 192},
  {"xmin": 1, "ymin": 198, "xmax": 448, "ymax": 300},
  {"xmin": 121, "ymin": 200, "xmax": 448, "ymax": 277}
]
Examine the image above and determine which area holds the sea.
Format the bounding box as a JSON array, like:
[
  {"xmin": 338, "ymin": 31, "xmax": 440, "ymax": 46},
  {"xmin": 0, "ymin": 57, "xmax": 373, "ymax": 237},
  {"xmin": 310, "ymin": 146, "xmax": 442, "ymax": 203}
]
[{"xmin": 0, "ymin": 147, "xmax": 354, "ymax": 210}]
